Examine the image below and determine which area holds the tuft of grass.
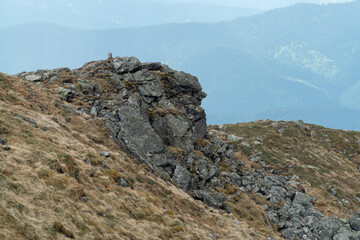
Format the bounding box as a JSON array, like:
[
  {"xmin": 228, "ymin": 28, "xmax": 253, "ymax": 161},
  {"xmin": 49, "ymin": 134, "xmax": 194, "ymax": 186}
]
[
  {"xmin": 194, "ymin": 139, "xmax": 210, "ymax": 149},
  {"xmin": 104, "ymin": 169, "xmax": 123, "ymax": 182},
  {"xmin": 53, "ymin": 221, "xmax": 74, "ymax": 238},
  {"xmin": 219, "ymin": 162, "xmax": 232, "ymax": 172},
  {"xmin": 193, "ymin": 150, "xmax": 205, "ymax": 158},
  {"xmin": 6, "ymin": 94, "xmax": 18, "ymax": 102},
  {"xmin": 148, "ymin": 107, "xmax": 180, "ymax": 119},
  {"xmin": 224, "ymin": 183, "xmax": 237, "ymax": 194},
  {"xmin": 123, "ymin": 80, "xmax": 138, "ymax": 92},
  {"xmin": 135, "ymin": 175, "xmax": 145, "ymax": 183},
  {"xmin": 168, "ymin": 146, "xmax": 187, "ymax": 158}
]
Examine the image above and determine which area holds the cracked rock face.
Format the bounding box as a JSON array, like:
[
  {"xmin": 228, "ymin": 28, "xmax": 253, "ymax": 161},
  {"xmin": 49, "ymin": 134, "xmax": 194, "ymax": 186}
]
[
  {"xmin": 89, "ymin": 57, "xmax": 236, "ymax": 210},
  {"xmin": 41, "ymin": 57, "xmax": 234, "ymax": 210},
  {"xmin": 99, "ymin": 57, "xmax": 209, "ymax": 177}
]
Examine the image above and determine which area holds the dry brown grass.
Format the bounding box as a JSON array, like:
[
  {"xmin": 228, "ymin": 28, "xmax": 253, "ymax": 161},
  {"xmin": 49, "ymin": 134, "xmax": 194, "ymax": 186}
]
[
  {"xmin": 168, "ymin": 146, "xmax": 187, "ymax": 158},
  {"xmin": 0, "ymin": 72, "xmax": 264, "ymax": 240},
  {"xmin": 148, "ymin": 107, "xmax": 180, "ymax": 119},
  {"xmin": 194, "ymin": 139, "xmax": 211, "ymax": 148}
]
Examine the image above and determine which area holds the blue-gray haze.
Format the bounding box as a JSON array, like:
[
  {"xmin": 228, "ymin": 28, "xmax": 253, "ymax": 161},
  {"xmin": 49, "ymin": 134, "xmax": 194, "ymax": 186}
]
[{"xmin": 1, "ymin": 0, "xmax": 360, "ymax": 130}]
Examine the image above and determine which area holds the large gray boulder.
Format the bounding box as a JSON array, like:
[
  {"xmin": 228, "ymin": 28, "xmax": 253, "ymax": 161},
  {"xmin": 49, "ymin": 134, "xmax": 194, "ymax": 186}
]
[
  {"xmin": 293, "ymin": 192, "xmax": 312, "ymax": 208},
  {"xmin": 349, "ymin": 212, "xmax": 360, "ymax": 231},
  {"xmin": 193, "ymin": 190, "xmax": 231, "ymax": 213},
  {"xmin": 25, "ymin": 74, "xmax": 42, "ymax": 82},
  {"xmin": 173, "ymin": 71, "xmax": 202, "ymax": 92},
  {"xmin": 333, "ymin": 227, "xmax": 360, "ymax": 240},
  {"xmin": 113, "ymin": 56, "xmax": 141, "ymax": 74},
  {"xmin": 315, "ymin": 218, "xmax": 343, "ymax": 239},
  {"xmin": 56, "ymin": 87, "xmax": 75, "ymax": 102}
]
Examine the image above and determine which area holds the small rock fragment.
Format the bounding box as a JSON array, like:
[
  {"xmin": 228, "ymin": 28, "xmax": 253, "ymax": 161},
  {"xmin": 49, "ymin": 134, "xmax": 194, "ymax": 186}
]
[
  {"xmin": 113, "ymin": 57, "xmax": 141, "ymax": 74},
  {"xmin": 116, "ymin": 178, "xmax": 128, "ymax": 188},
  {"xmin": 105, "ymin": 222, "xmax": 114, "ymax": 227},
  {"xmin": 0, "ymin": 137, "xmax": 7, "ymax": 145},
  {"xmin": 57, "ymin": 87, "xmax": 75, "ymax": 102},
  {"xmin": 225, "ymin": 147, "xmax": 234, "ymax": 157},
  {"xmin": 81, "ymin": 195, "xmax": 88, "ymax": 202},
  {"xmin": 227, "ymin": 134, "xmax": 243, "ymax": 141},
  {"xmin": 25, "ymin": 74, "xmax": 42, "ymax": 82},
  {"xmin": 99, "ymin": 151, "xmax": 110, "ymax": 158},
  {"xmin": 3, "ymin": 146, "xmax": 11, "ymax": 151},
  {"xmin": 172, "ymin": 165, "xmax": 190, "ymax": 191},
  {"xmin": 295, "ymin": 120, "xmax": 305, "ymax": 130},
  {"xmin": 209, "ymin": 233, "xmax": 216, "ymax": 240}
]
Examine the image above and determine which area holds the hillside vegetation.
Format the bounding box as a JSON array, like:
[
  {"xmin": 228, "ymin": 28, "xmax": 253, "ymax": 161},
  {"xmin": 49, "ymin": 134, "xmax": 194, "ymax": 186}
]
[
  {"xmin": 1, "ymin": 58, "xmax": 360, "ymax": 240},
  {"xmin": 0, "ymin": 72, "xmax": 257, "ymax": 240},
  {"xmin": 0, "ymin": 69, "xmax": 273, "ymax": 239}
]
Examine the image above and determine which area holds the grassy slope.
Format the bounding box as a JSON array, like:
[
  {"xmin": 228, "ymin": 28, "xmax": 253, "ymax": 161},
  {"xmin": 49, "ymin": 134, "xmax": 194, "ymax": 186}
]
[
  {"xmin": 4, "ymin": 68, "xmax": 359, "ymax": 239},
  {"xmin": 0, "ymin": 72, "xmax": 257, "ymax": 240},
  {"xmin": 215, "ymin": 120, "xmax": 360, "ymax": 219}
]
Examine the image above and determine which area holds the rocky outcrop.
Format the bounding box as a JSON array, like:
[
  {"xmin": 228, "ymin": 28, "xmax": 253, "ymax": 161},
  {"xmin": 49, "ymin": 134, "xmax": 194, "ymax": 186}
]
[
  {"xmin": 18, "ymin": 56, "xmax": 234, "ymax": 212},
  {"xmin": 95, "ymin": 57, "xmax": 234, "ymax": 211}
]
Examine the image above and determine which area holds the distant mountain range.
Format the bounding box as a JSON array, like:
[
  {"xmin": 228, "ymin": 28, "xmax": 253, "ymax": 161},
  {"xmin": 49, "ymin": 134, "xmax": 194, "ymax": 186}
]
[
  {"xmin": 173, "ymin": 0, "xmax": 354, "ymax": 9},
  {"xmin": 0, "ymin": 0, "xmax": 262, "ymax": 29},
  {"xmin": 1, "ymin": 0, "xmax": 360, "ymax": 130}
]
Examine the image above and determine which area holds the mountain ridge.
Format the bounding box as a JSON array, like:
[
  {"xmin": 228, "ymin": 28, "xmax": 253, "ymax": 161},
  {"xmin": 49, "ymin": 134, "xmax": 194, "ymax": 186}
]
[
  {"xmin": 0, "ymin": 0, "xmax": 263, "ymax": 29},
  {"xmin": 1, "ymin": 57, "xmax": 360, "ymax": 239}
]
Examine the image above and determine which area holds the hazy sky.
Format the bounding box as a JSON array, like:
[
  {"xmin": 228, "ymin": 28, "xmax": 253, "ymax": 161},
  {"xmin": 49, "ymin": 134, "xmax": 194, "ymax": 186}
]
[
  {"xmin": 156, "ymin": 0, "xmax": 354, "ymax": 8},
  {"xmin": 5, "ymin": 0, "xmax": 356, "ymax": 9}
]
